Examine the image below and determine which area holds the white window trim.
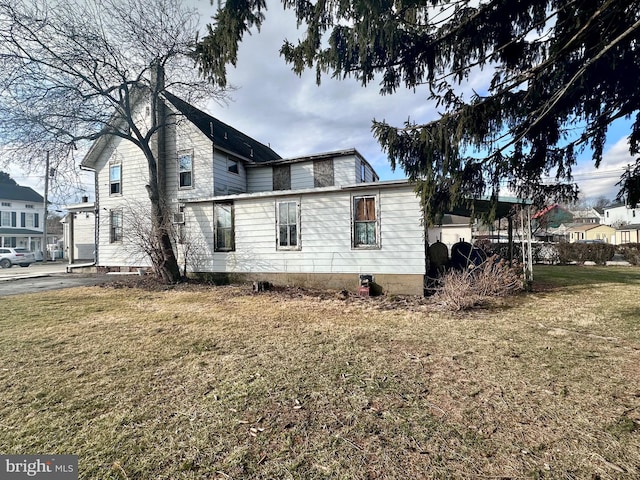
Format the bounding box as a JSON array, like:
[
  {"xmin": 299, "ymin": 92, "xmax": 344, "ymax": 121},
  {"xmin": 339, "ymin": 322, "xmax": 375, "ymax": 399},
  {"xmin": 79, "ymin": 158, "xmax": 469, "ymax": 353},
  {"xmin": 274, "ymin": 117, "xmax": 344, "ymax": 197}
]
[
  {"xmin": 214, "ymin": 203, "xmax": 235, "ymax": 252},
  {"xmin": 227, "ymin": 156, "xmax": 239, "ymax": 175},
  {"xmin": 109, "ymin": 209, "xmax": 123, "ymax": 243},
  {"xmin": 352, "ymin": 193, "xmax": 381, "ymax": 249},
  {"xmin": 178, "ymin": 150, "xmax": 194, "ymax": 190},
  {"xmin": 276, "ymin": 199, "xmax": 301, "ymax": 251},
  {"xmin": 109, "ymin": 163, "xmax": 122, "ymax": 196}
]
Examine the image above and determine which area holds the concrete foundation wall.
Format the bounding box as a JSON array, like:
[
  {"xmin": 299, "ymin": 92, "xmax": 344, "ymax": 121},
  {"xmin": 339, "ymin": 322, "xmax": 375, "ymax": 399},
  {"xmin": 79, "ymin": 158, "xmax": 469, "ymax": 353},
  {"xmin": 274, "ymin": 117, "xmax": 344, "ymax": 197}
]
[{"xmin": 192, "ymin": 271, "xmax": 425, "ymax": 296}]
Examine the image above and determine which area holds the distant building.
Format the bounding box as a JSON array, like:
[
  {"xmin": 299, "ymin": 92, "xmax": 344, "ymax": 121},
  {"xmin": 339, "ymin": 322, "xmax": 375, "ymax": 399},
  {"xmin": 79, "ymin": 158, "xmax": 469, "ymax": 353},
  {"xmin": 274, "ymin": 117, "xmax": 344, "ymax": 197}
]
[
  {"xmin": 62, "ymin": 197, "xmax": 96, "ymax": 263},
  {"xmin": 0, "ymin": 182, "xmax": 46, "ymax": 255},
  {"xmin": 603, "ymin": 202, "xmax": 639, "ymax": 227}
]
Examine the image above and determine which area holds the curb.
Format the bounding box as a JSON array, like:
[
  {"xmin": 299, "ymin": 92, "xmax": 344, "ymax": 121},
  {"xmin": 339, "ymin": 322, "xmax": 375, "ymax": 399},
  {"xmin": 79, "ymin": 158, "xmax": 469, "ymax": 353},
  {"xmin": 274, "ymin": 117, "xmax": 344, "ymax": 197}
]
[{"xmin": 0, "ymin": 274, "xmax": 52, "ymax": 282}]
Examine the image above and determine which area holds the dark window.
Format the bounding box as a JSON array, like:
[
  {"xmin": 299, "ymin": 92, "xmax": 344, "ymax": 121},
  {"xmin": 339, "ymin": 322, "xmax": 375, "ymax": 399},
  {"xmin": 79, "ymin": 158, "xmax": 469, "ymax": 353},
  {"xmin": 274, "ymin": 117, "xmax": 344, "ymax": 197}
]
[
  {"xmin": 178, "ymin": 153, "xmax": 193, "ymax": 188},
  {"xmin": 110, "ymin": 164, "xmax": 121, "ymax": 195},
  {"xmin": 228, "ymin": 158, "xmax": 239, "ymax": 174},
  {"xmin": 273, "ymin": 165, "xmax": 291, "ymax": 191},
  {"xmin": 277, "ymin": 201, "xmax": 299, "ymax": 249},
  {"xmin": 353, "ymin": 196, "xmax": 378, "ymax": 247},
  {"xmin": 214, "ymin": 203, "xmax": 234, "ymax": 251},
  {"xmin": 313, "ymin": 159, "xmax": 334, "ymax": 187},
  {"xmin": 360, "ymin": 161, "xmax": 367, "ymax": 182},
  {"xmin": 110, "ymin": 210, "xmax": 123, "ymax": 243}
]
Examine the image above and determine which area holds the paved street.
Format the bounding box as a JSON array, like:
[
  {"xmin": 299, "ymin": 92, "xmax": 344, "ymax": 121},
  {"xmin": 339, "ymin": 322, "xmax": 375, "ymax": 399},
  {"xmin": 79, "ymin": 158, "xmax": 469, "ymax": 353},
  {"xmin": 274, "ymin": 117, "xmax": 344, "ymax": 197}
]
[
  {"xmin": 0, "ymin": 261, "xmax": 114, "ymax": 297},
  {"xmin": 0, "ymin": 260, "xmax": 68, "ymax": 280}
]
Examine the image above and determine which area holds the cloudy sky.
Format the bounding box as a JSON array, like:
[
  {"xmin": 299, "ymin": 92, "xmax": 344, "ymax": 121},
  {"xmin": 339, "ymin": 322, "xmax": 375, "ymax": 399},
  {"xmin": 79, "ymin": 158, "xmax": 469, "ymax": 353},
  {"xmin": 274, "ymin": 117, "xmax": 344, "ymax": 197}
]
[
  {"xmin": 193, "ymin": 3, "xmax": 637, "ymax": 203},
  {"xmin": 5, "ymin": 1, "xmax": 636, "ymax": 206}
]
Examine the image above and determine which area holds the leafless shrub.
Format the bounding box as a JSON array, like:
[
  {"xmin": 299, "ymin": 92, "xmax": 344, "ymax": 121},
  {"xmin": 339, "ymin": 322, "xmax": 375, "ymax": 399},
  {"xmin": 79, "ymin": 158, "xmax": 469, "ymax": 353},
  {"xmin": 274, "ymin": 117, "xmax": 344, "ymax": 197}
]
[{"xmin": 434, "ymin": 255, "xmax": 523, "ymax": 311}]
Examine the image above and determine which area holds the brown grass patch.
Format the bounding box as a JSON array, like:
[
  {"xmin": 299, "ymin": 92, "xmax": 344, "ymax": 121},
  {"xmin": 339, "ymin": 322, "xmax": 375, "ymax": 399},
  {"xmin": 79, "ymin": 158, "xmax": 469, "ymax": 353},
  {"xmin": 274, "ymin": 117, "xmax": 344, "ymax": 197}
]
[{"xmin": 0, "ymin": 268, "xmax": 639, "ymax": 478}]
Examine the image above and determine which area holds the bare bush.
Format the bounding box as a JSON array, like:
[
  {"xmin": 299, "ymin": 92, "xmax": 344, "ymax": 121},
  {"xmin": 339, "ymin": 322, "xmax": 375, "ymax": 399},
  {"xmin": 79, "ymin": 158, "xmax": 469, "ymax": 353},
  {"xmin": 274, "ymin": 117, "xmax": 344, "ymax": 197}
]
[{"xmin": 434, "ymin": 255, "xmax": 523, "ymax": 311}]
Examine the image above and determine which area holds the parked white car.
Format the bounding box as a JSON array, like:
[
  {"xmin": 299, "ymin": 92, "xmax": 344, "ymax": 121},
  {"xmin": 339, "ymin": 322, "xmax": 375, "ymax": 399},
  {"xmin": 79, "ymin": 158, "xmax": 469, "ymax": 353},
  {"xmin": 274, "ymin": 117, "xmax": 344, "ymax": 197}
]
[{"xmin": 0, "ymin": 247, "xmax": 37, "ymax": 268}]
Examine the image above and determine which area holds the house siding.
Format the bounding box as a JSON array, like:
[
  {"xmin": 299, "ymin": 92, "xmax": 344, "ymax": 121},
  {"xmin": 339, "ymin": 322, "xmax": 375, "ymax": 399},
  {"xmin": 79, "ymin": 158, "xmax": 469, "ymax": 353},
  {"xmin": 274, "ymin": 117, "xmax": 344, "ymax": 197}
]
[
  {"xmin": 213, "ymin": 151, "xmax": 247, "ymax": 195},
  {"xmin": 166, "ymin": 117, "xmax": 214, "ymax": 202},
  {"xmin": 94, "ymin": 133, "xmax": 153, "ymax": 267},
  {"xmin": 246, "ymin": 167, "xmax": 272, "ymax": 193},
  {"xmin": 185, "ymin": 185, "xmax": 426, "ymax": 286}
]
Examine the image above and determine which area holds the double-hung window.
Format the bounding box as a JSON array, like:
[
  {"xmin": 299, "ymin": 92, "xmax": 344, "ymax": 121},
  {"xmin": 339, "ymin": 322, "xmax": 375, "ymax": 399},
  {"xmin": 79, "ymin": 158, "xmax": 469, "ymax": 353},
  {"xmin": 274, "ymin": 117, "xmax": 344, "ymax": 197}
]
[
  {"xmin": 178, "ymin": 152, "xmax": 193, "ymax": 188},
  {"xmin": 110, "ymin": 164, "xmax": 122, "ymax": 195},
  {"xmin": 110, "ymin": 210, "xmax": 123, "ymax": 243},
  {"xmin": 214, "ymin": 203, "xmax": 234, "ymax": 251},
  {"xmin": 277, "ymin": 201, "xmax": 300, "ymax": 249},
  {"xmin": 0, "ymin": 211, "xmax": 11, "ymax": 227},
  {"xmin": 353, "ymin": 195, "xmax": 379, "ymax": 248}
]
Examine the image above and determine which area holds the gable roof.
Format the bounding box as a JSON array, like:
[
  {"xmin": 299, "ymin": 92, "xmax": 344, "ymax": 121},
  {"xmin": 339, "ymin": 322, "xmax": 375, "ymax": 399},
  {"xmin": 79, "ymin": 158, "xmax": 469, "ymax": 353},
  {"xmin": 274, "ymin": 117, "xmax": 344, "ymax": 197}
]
[
  {"xmin": 566, "ymin": 223, "xmax": 615, "ymax": 232},
  {"xmin": 616, "ymin": 223, "xmax": 640, "ymax": 231},
  {"xmin": 81, "ymin": 91, "xmax": 282, "ymax": 169},
  {"xmin": 532, "ymin": 204, "xmax": 572, "ymax": 219},
  {"xmin": 162, "ymin": 92, "xmax": 281, "ymax": 163},
  {"xmin": 0, "ymin": 184, "xmax": 44, "ymax": 203}
]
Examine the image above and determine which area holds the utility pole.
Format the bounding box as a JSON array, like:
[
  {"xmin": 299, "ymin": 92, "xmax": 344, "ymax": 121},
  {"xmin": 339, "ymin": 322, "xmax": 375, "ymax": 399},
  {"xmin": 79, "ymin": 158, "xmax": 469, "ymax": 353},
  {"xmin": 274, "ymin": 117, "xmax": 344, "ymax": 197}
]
[{"xmin": 42, "ymin": 151, "xmax": 49, "ymax": 262}]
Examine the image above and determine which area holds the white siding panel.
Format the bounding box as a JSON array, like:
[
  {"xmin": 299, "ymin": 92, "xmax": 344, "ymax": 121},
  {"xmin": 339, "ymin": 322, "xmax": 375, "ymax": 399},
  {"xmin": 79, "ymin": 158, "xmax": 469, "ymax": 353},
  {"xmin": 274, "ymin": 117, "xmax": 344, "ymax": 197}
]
[
  {"xmin": 207, "ymin": 186, "xmax": 426, "ymax": 275},
  {"xmin": 213, "ymin": 151, "xmax": 247, "ymax": 195},
  {"xmin": 334, "ymin": 156, "xmax": 356, "ymax": 185},
  {"xmin": 169, "ymin": 119, "xmax": 214, "ymax": 201},
  {"xmin": 291, "ymin": 163, "xmax": 314, "ymax": 190},
  {"xmin": 247, "ymin": 167, "xmax": 273, "ymax": 192},
  {"xmin": 95, "ymin": 134, "xmax": 154, "ymax": 266}
]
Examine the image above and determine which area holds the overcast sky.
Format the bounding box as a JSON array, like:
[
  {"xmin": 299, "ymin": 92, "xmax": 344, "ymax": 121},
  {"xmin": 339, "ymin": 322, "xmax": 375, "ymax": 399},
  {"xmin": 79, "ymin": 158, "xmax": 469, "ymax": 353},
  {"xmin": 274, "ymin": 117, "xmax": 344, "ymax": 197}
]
[{"xmin": 4, "ymin": 1, "xmax": 636, "ymax": 206}]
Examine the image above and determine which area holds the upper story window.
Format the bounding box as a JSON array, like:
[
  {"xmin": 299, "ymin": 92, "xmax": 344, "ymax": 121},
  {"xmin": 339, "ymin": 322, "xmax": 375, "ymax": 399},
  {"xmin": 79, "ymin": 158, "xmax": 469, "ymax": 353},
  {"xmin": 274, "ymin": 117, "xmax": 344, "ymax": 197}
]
[
  {"xmin": 1, "ymin": 211, "xmax": 12, "ymax": 227},
  {"xmin": 360, "ymin": 161, "xmax": 367, "ymax": 182},
  {"xmin": 178, "ymin": 152, "xmax": 193, "ymax": 189},
  {"xmin": 227, "ymin": 158, "xmax": 239, "ymax": 174},
  {"xmin": 313, "ymin": 159, "xmax": 334, "ymax": 187},
  {"xmin": 25, "ymin": 204, "xmax": 34, "ymax": 209},
  {"xmin": 353, "ymin": 195, "xmax": 379, "ymax": 248},
  {"xmin": 21, "ymin": 212, "xmax": 38, "ymax": 228},
  {"xmin": 277, "ymin": 200, "xmax": 300, "ymax": 250},
  {"xmin": 1, "ymin": 202, "xmax": 11, "ymax": 207},
  {"xmin": 109, "ymin": 164, "xmax": 122, "ymax": 195},
  {"xmin": 273, "ymin": 165, "xmax": 291, "ymax": 191},
  {"xmin": 214, "ymin": 203, "xmax": 234, "ymax": 252}
]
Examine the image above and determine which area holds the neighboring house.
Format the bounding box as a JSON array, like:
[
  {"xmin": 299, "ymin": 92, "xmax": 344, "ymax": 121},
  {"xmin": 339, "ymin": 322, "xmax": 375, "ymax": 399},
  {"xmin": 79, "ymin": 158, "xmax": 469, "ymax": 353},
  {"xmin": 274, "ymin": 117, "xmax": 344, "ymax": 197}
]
[
  {"xmin": 81, "ymin": 91, "xmax": 525, "ymax": 295},
  {"xmin": 615, "ymin": 224, "xmax": 640, "ymax": 244},
  {"xmin": 532, "ymin": 204, "xmax": 574, "ymax": 229},
  {"xmin": 430, "ymin": 214, "xmax": 473, "ymax": 249},
  {"xmin": 569, "ymin": 207, "xmax": 602, "ymax": 224},
  {"xmin": 603, "ymin": 202, "xmax": 639, "ymax": 227},
  {"xmin": 62, "ymin": 197, "xmax": 96, "ymax": 263},
  {"xmin": 567, "ymin": 224, "xmax": 616, "ymax": 243},
  {"xmin": 0, "ymin": 183, "xmax": 46, "ymax": 255}
]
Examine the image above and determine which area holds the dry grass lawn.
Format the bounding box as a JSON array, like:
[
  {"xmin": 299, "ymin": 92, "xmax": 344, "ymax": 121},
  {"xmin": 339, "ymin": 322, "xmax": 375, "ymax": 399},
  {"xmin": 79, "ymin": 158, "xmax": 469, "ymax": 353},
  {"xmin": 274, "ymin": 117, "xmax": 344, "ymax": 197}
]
[{"xmin": 1, "ymin": 265, "xmax": 639, "ymax": 479}]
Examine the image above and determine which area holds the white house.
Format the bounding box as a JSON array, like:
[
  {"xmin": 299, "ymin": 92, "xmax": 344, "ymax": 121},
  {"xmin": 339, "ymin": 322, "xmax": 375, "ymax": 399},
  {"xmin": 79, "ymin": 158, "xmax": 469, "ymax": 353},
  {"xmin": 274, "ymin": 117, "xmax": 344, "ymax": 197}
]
[
  {"xmin": 0, "ymin": 182, "xmax": 46, "ymax": 254},
  {"xmin": 80, "ymin": 91, "xmax": 525, "ymax": 295},
  {"xmin": 603, "ymin": 202, "xmax": 639, "ymax": 227},
  {"xmin": 62, "ymin": 198, "xmax": 96, "ymax": 263}
]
